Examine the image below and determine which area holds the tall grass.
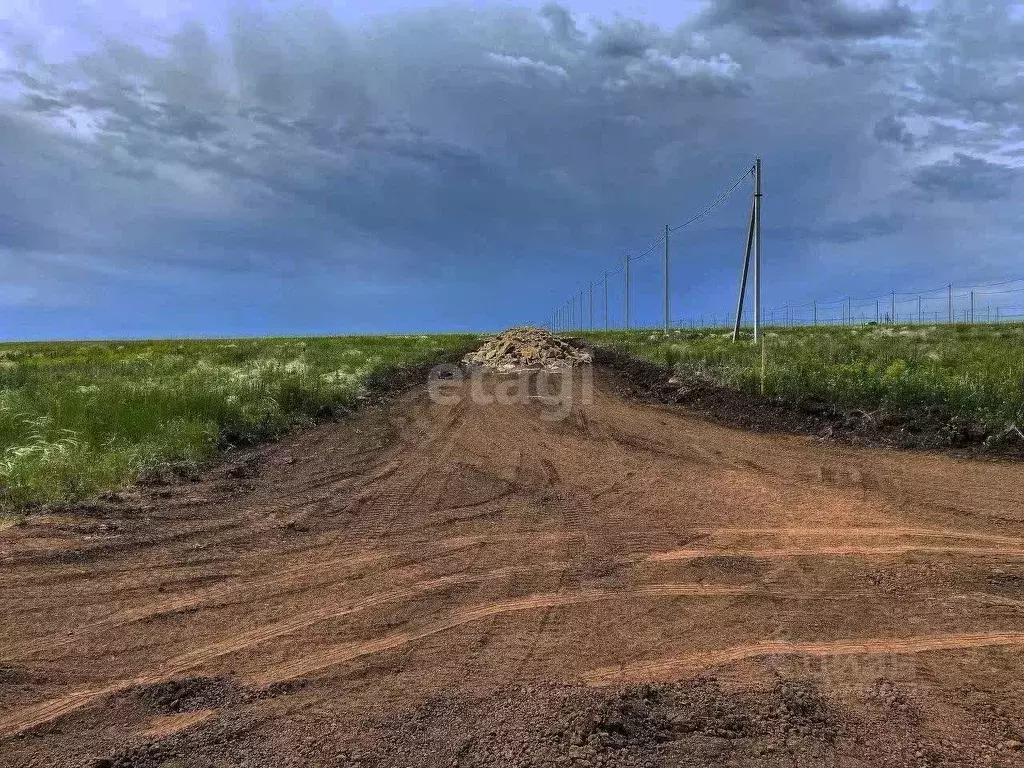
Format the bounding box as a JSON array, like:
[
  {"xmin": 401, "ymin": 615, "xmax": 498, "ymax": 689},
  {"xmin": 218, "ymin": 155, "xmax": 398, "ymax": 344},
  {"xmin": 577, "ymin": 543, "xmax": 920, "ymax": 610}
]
[
  {"xmin": 0, "ymin": 335, "xmax": 477, "ymax": 508},
  {"xmin": 583, "ymin": 324, "xmax": 1024, "ymax": 429}
]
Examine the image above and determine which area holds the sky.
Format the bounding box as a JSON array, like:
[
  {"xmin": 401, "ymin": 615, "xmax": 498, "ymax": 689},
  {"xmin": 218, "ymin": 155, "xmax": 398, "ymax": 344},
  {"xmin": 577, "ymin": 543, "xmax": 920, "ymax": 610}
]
[{"xmin": 0, "ymin": 0, "xmax": 1022, "ymax": 338}]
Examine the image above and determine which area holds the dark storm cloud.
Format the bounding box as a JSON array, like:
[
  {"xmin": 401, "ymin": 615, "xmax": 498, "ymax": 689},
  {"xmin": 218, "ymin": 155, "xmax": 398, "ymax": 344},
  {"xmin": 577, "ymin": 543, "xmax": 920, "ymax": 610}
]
[
  {"xmin": 0, "ymin": 2, "xmax": 756, "ymax": 276},
  {"xmin": 539, "ymin": 2, "xmax": 582, "ymax": 45},
  {"xmin": 591, "ymin": 17, "xmax": 657, "ymax": 58},
  {"xmin": 0, "ymin": 0, "xmax": 1022, "ymax": 333},
  {"xmin": 912, "ymin": 153, "xmax": 1021, "ymax": 202},
  {"xmin": 703, "ymin": 0, "xmax": 917, "ymax": 41},
  {"xmin": 873, "ymin": 115, "xmax": 914, "ymax": 149}
]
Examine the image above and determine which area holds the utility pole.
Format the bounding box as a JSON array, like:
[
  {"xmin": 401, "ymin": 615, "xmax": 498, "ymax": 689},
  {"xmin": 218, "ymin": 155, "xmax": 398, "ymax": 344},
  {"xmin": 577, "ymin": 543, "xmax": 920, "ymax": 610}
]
[
  {"xmin": 970, "ymin": 290, "xmax": 975, "ymax": 324},
  {"xmin": 847, "ymin": 297, "xmax": 852, "ymax": 326},
  {"xmin": 948, "ymin": 284, "xmax": 953, "ymax": 323},
  {"xmin": 603, "ymin": 271, "xmax": 609, "ymax": 330},
  {"xmin": 570, "ymin": 297, "xmax": 575, "ymax": 330},
  {"xmin": 918, "ymin": 296, "xmax": 922, "ymax": 324},
  {"xmin": 813, "ymin": 300, "xmax": 817, "ymax": 326},
  {"xmin": 731, "ymin": 198, "xmax": 756, "ymax": 342},
  {"xmin": 663, "ymin": 224, "xmax": 670, "ymax": 333},
  {"xmin": 624, "ymin": 254, "xmax": 631, "ymax": 331},
  {"xmin": 891, "ymin": 292, "xmax": 895, "ymax": 325},
  {"xmin": 753, "ymin": 158, "xmax": 762, "ymax": 344}
]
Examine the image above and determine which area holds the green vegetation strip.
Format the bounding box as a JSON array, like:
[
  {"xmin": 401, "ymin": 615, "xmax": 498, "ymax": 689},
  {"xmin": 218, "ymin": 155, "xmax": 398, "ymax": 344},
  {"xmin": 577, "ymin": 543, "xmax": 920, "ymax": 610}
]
[
  {"xmin": 0, "ymin": 335, "xmax": 477, "ymax": 508},
  {"xmin": 583, "ymin": 324, "xmax": 1024, "ymax": 432}
]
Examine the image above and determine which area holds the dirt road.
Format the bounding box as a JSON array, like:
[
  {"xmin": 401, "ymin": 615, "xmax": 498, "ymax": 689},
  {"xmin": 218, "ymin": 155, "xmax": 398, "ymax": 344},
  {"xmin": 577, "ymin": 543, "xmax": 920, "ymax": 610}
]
[{"xmin": 3, "ymin": 369, "xmax": 1024, "ymax": 767}]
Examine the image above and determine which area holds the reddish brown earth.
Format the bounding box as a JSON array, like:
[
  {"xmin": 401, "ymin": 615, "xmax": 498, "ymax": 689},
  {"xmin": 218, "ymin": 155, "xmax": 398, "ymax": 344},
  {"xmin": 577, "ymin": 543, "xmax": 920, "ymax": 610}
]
[{"xmin": 2, "ymin": 369, "xmax": 1024, "ymax": 767}]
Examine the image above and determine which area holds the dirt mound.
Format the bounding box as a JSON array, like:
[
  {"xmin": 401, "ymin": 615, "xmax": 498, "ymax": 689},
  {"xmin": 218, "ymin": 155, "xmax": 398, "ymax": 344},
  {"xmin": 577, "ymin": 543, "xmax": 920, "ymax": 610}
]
[
  {"xmin": 463, "ymin": 327, "xmax": 592, "ymax": 372},
  {"xmin": 131, "ymin": 677, "xmax": 246, "ymax": 715}
]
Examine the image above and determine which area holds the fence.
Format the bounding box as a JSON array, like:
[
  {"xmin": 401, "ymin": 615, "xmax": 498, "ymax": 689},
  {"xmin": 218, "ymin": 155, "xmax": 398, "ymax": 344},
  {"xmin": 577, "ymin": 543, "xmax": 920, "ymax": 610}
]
[{"xmin": 679, "ymin": 279, "xmax": 1024, "ymax": 329}]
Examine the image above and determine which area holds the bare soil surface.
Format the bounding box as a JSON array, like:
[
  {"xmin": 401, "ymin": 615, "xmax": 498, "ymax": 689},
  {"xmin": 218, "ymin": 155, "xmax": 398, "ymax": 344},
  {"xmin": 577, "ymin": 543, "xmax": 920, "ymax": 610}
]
[{"xmin": 3, "ymin": 368, "xmax": 1024, "ymax": 767}]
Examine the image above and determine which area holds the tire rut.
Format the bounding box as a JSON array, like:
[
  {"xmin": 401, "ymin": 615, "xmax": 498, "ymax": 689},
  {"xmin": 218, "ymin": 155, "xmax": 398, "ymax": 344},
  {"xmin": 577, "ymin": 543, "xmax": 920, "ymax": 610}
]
[{"xmin": 583, "ymin": 631, "xmax": 1024, "ymax": 685}]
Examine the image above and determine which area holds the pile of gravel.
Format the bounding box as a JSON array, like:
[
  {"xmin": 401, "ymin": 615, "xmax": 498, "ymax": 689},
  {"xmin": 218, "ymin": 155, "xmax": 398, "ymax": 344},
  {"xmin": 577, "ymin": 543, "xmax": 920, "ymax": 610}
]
[{"xmin": 462, "ymin": 327, "xmax": 592, "ymax": 373}]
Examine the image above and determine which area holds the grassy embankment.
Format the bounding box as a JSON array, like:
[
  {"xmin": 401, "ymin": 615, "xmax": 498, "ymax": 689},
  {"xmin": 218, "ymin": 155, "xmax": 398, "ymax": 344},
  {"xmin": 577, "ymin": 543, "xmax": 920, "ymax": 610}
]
[
  {"xmin": 0, "ymin": 334, "xmax": 477, "ymax": 509},
  {"xmin": 583, "ymin": 324, "xmax": 1024, "ymax": 434}
]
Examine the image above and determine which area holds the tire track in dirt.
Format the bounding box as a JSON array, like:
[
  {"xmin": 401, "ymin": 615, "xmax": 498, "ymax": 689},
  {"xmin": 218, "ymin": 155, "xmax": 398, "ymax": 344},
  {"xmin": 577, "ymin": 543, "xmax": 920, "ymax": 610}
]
[
  {"xmin": 0, "ymin": 563, "xmax": 563, "ymax": 737},
  {"xmin": 3, "ymin": 533, "xmax": 580, "ymax": 661},
  {"xmin": 689, "ymin": 527, "xmax": 1024, "ymax": 547},
  {"xmin": 0, "ymin": 519, "xmax": 241, "ymax": 568},
  {"xmin": 349, "ymin": 404, "xmax": 468, "ymax": 543},
  {"xmin": 251, "ymin": 583, "xmax": 755, "ymax": 686},
  {"xmin": 0, "ymin": 581, "xmax": 747, "ymax": 739},
  {"xmin": 648, "ymin": 544, "xmax": 1024, "ymax": 562},
  {"xmin": 582, "ymin": 631, "xmax": 1024, "ymax": 685},
  {"xmin": 3, "ymin": 551, "xmax": 394, "ymax": 659}
]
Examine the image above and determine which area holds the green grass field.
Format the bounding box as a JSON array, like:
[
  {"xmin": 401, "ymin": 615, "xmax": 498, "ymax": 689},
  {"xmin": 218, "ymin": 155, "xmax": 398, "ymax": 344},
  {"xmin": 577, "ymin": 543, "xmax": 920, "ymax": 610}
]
[
  {"xmin": 0, "ymin": 335, "xmax": 477, "ymax": 508},
  {"xmin": 583, "ymin": 324, "xmax": 1024, "ymax": 433},
  {"xmin": 4, "ymin": 324, "xmax": 1022, "ymax": 509}
]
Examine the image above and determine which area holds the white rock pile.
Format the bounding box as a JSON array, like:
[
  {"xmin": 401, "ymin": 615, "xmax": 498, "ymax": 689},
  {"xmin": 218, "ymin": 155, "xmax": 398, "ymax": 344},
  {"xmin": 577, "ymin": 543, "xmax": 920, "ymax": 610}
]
[{"xmin": 462, "ymin": 327, "xmax": 593, "ymax": 373}]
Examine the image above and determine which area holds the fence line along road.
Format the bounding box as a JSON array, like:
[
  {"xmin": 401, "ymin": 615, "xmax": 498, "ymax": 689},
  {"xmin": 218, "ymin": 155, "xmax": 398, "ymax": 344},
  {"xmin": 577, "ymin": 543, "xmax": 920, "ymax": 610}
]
[{"xmin": 678, "ymin": 279, "xmax": 1024, "ymax": 330}]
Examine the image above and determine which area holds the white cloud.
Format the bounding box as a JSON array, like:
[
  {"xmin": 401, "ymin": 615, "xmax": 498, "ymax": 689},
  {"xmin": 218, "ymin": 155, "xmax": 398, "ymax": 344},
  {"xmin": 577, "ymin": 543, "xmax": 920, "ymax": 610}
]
[{"xmin": 487, "ymin": 52, "xmax": 569, "ymax": 80}]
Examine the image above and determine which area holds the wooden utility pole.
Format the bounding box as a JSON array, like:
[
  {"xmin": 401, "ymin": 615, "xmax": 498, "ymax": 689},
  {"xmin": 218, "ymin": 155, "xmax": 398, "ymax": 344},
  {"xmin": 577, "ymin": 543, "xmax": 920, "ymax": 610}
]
[{"xmin": 948, "ymin": 284, "xmax": 953, "ymax": 323}]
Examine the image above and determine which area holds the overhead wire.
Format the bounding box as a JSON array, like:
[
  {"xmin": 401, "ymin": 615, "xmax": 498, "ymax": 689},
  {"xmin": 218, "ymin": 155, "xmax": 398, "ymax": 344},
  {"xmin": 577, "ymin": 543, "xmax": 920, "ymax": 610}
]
[{"xmin": 550, "ymin": 162, "xmax": 756, "ymax": 325}]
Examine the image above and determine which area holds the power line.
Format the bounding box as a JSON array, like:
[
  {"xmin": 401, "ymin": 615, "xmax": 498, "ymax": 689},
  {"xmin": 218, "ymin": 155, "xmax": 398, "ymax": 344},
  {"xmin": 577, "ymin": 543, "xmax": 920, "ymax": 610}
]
[
  {"xmin": 669, "ymin": 165, "xmax": 754, "ymax": 234},
  {"xmin": 548, "ymin": 161, "xmax": 757, "ymax": 331}
]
